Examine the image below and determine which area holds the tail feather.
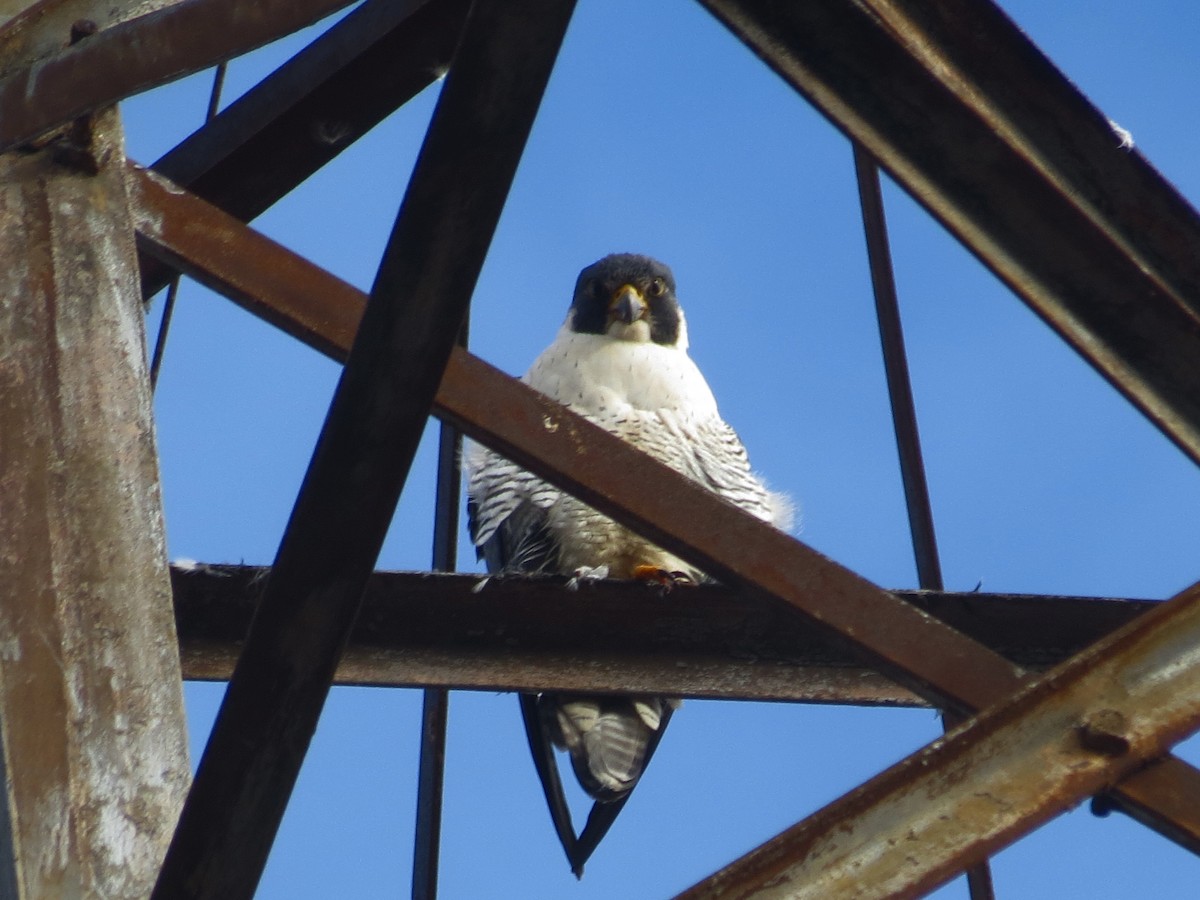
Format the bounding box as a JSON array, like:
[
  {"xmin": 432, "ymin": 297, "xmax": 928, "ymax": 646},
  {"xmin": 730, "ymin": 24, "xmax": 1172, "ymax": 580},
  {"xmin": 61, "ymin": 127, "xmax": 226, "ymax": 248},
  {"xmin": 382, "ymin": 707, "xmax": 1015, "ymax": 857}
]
[
  {"xmin": 550, "ymin": 695, "xmax": 665, "ymax": 801},
  {"xmin": 522, "ymin": 693, "xmax": 677, "ymax": 876},
  {"xmin": 569, "ymin": 702, "xmax": 676, "ymax": 876}
]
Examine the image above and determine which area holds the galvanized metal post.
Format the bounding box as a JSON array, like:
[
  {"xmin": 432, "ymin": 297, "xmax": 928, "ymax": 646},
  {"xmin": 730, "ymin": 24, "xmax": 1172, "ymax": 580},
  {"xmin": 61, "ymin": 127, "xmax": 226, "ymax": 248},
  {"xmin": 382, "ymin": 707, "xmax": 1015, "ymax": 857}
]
[{"xmin": 0, "ymin": 102, "xmax": 191, "ymax": 896}]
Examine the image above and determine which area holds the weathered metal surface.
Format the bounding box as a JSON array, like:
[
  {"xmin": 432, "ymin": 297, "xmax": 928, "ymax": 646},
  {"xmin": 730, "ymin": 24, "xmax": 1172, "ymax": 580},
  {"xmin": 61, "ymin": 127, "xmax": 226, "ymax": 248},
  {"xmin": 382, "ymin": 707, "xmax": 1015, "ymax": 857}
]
[
  {"xmin": 1097, "ymin": 756, "xmax": 1200, "ymax": 856},
  {"xmin": 944, "ymin": 706, "xmax": 997, "ymax": 900},
  {"xmin": 0, "ymin": 0, "xmax": 357, "ymax": 152},
  {"xmin": 676, "ymin": 581, "xmax": 1200, "ymax": 899},
  {"xmin": 129, "ymin": 162, "xmax": 360, "ymax": 358},
  {"xmin": 170, "ymin": 565, "xmax": 1156, "ymax": 703},
  {"xmin": 700, "ymin": 0, "xmax": 1200, "ymax": 467},
  {"xmin": 0, "ymin": 108, "xmax": 189, "ymax": 897},
  {"xmin": 0, "ymin": 0, "xmax": 183, "ymax": 78},
  {"xmin": 152, "ymin": 3, "xmax": 578, "ymax": 898}
]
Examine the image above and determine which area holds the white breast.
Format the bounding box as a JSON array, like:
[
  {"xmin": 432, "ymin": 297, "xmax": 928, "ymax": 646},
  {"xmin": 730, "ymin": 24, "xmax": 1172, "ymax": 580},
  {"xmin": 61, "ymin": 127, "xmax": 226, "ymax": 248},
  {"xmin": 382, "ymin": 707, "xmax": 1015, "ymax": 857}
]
[{"xmin": 523, "ymin": 327, "xmax": 719, "ymax": 420}]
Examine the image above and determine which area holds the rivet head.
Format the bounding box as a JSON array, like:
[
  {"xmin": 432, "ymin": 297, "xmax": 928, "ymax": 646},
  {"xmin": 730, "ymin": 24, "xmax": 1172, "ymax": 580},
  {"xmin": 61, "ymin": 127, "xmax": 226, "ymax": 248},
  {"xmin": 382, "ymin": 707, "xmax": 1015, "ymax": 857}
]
[
  {"xmin": 1078, "ymin": 709, "xmax": 1130, "ymax": 756},
  {"xmin": 69, "ymin": 19, "xmax": 98, "ymax": 44}
]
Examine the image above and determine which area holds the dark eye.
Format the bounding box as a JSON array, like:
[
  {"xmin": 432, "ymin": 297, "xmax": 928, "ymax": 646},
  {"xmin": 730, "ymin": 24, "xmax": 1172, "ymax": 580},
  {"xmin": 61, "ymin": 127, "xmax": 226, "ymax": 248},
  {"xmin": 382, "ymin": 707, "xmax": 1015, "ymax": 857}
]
[{"xmin": 648, "ymin": 278, "xmax": 666, "ymax": 297}]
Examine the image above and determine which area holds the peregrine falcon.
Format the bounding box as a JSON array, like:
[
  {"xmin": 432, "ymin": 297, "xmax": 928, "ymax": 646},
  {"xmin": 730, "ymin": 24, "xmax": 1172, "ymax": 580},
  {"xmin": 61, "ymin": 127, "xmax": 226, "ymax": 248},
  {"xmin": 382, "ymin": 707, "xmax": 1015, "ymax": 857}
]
[{"xmin": 466, "ymin": 253, "xmax": 792, "ymax": 875}]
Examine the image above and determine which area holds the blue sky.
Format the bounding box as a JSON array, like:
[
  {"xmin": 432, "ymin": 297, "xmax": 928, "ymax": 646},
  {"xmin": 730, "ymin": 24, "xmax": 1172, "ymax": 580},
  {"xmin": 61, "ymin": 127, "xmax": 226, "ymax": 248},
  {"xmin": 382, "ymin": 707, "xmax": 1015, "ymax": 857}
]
[{"xmin": 123, "ymin": 1, "xmax": 1200, "ymax": 896}]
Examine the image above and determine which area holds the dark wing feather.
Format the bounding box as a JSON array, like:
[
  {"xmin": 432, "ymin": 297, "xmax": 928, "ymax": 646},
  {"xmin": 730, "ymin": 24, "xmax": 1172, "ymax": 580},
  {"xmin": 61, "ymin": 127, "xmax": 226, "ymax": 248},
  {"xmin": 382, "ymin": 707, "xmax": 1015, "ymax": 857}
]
[
  {"xmin": 519, "ymin": 695, "xmax": 579, "ymax": 872},
  {"xmin": 466, "ymin": 446, "xmax": 579, "ymax": 872},
  {"xmin": 465, "ymin": 442, "xmax": 562, "ymax": 573},
  {"xmin": 473, "ymin": 498, "xmax": 560, "ymax": 575}
]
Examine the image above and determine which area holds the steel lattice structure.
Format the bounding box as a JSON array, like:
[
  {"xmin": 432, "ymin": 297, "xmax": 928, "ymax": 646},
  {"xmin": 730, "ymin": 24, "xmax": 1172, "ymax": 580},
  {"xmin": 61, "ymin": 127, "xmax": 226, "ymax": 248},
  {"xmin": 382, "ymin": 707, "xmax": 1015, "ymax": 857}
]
[{"xmin": 3, "ymin": 1, "xmax": 1200, "ymax": 898}]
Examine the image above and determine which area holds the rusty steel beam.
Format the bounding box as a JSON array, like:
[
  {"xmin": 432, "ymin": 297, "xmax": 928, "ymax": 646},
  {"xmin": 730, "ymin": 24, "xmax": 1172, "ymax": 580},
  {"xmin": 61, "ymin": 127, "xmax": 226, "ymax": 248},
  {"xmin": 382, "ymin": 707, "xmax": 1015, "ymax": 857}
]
[
  {"xmin": 141, "ymin": 0, "xmax": 470, "ymax": 298},
  {"xmin": 0, "ymin": 0, "xmax": 358, "ymax": 153},
  {"xmin": 699, "ymin": 0, "xmax": 1200, "ymax": 468},
  {"xmin": 0, "ymin": 0, "xmax": 186, "ymax": 78},
  {"xmin": 677, "ymin": 581, "xmax": 1200, "ymax": 899},
  {"xmin": 129, "ymin": 163, "xmax": 1200, "ymax": 876},
  {"xmin": 170, "ymin": 564, "xmax": 1157, "ymax": 703},
  {"xmin": 129, "ymin": 162, "xmax": 359, "ymax": 358},
  {"xmin": 0, "ymin": 108, "xmax": 190, "ymax": 897},
  {"xmin": 152, "ymin": 0, "xmax": 467, "ymax": 216},
  {"xmin": 1094, "ymin": 756, "xmax": 1200, "ymax": 857},
  {"xmin": 151, "ymin": 3, "xmax": 577, "ymax": 898}
]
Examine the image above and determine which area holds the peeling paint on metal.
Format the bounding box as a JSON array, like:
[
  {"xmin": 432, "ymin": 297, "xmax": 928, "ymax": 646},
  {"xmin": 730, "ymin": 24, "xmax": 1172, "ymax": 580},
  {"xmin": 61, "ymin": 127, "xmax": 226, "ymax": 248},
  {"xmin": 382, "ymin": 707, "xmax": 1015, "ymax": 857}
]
[{"xmin": 0, "ymin": 102, "xmax": 189, "ymax": 897}]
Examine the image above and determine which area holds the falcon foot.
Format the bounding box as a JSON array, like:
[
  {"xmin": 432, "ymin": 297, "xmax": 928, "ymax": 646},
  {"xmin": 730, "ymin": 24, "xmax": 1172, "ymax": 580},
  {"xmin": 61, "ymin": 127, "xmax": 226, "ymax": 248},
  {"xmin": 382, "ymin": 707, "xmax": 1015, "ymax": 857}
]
[
  {"xmin": 631, "ymin": 565, "xmax": 696, "ymax": 591},
  {"xmin": 566, "ymin": 565, "xmax": 611, "ymax": 591}
]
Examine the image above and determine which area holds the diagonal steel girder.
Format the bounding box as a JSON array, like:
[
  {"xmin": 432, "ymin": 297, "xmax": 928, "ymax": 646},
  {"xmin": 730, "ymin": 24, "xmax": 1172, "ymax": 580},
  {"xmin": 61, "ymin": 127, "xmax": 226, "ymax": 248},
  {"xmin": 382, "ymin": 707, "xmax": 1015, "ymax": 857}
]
[
  {"xmin": 699, "ymin": 0, "xmax": 1200, "ymax": 468},
  {"xmin": 0, "ymin": 0, "xmax": 360, "ymax": 152},
  {"xmin": 141, "ymin": 0, "xmax": 471, "ymax": 297},
  {"xmin": 148, "ymin": 2, "xmax": 578, "ymax": 897},
  {"xmin": 677, "ymin": 581, "xmax": 1200, "ymax": 899},
  {"xmin": 0, "ymin": 1, "xmax": 183, "ymax": 76},
  {"xmin": 128, "ymin": 164, "xmax": 1200, "ymax": 886},
  {"xmin": 1094, "ymin": 756, "xmax": 1200, "ymax": 857}
]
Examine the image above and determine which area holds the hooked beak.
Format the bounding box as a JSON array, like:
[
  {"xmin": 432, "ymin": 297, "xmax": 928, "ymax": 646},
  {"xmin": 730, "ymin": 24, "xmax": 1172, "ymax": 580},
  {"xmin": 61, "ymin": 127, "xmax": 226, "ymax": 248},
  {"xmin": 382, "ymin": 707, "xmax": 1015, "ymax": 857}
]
[{"xmin": 608, "ymin": 284, "xmax": 648, "ymax": 325}]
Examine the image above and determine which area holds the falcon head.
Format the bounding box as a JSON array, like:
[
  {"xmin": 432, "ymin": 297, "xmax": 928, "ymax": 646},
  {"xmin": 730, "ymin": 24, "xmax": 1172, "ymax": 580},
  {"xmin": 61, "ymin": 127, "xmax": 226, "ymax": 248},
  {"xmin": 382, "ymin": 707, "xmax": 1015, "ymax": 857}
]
[{"xmin": 567, "ymin": 254, "xmax": 685, "ymax": 347}]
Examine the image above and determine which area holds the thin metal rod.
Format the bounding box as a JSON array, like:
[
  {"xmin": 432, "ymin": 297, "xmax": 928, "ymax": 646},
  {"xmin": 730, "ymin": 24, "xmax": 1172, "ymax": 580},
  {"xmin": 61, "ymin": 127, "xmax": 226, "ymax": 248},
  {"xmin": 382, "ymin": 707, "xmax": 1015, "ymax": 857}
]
[
  {"xmin": 853, "ymin": 144, "xmax": 943, "ymax": 593},
  {"xmin": 204, "ymin": 61, "xmax": 228, "ymax": 122},
  {"xmin": 413, "ymin": 691, "xmax": 449, "ymax": 900},
  {"xmin": 854, "ymin": 144, "xmax": 995, "ymax": 900},
  {"xmin": 412, "ymin": 319, "xmax": 468, "ymax": 900},
  {"xmin": 149, "ymin": 277, "xmax": 180, "ymax": 390},
  {"xmin": 150, "ymin": 63, "xmax": 227, "ymax": 389},
  {"xmin": 430, "ymin": 323, "xmax": 468, "ymax": 573}
]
